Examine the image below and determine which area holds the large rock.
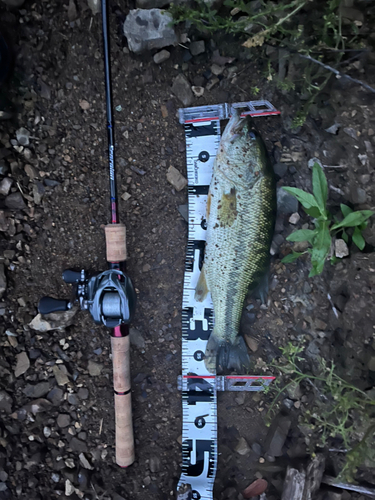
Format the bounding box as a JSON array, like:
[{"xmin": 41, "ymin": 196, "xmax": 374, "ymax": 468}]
[{"xmin": 123, "ymin": 9, "xmax": 177, "ymax": 54}]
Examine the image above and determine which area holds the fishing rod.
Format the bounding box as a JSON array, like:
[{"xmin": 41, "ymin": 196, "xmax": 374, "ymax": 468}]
[{"xmin": 38, "ymin": 0, "xmax": 136, "ymax": 468}]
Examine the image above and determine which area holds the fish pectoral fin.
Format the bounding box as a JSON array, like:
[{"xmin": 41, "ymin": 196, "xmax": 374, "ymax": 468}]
[
  {"xmin": 217, "ymin": 187, "xmax": 237, "ymax": 227},
  {"xmin": 194, "ymin": 266, "xmax": 209, "ymax": 302}
]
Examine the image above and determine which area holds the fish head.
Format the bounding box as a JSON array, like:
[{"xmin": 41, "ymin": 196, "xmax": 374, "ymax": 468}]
[{"xmin": 218, "ymin": 109, "xmax": 271, "ymax": 183}]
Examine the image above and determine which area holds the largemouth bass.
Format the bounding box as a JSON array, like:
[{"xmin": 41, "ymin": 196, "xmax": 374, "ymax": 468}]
[{"xmin": 195, "ymin": 109, "xmax": 276, "ymax": 373}]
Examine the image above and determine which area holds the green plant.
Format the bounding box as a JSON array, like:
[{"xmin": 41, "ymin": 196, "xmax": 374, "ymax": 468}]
[
  {"xmin": 169, "ymin": 0, "xmax": 367, "ymax": 125},
  {"xmin": 268, "ymin": 342, "xmax": 375, "ymax": 482},
  {"xmin": 281, "ymin": 163, "xmax": 373, "ymax": 277}
]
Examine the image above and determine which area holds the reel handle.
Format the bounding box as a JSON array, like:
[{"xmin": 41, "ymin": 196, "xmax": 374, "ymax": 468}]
[
  {"xmin": 111, "ymin": 334, "xmax": 135, "ymax": 467},
  {"xmin": 39, "ymin": 297, "xmax": 71, "ymax": 315}
]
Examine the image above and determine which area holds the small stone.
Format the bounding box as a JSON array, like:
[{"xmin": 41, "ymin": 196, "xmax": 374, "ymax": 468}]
[
  {"xmin": 153, "ymin": 49, "xmax": 170, "ymax": 64},
  {"xmin": 171, "ymin": 74, "xmax": 194, "ymax": 107},
  {"xmin": 65, "ymin": 479, "xmax": 75, "ymax": 496},
  {"xmin": 5, "ymin": 192, "xmax": 26, "ymax": 210},
  {"xmin": 277, "ymin": 187, "xmax": 299, "ymax": 214},
  {"xmin": 244, "ymin": 335, "xmax": 259, "ymax": 352},
  {"xmin": 192, "ymin": 86, "xmax": 204, "ymax": 97},
  {"xmin": 77, "ymin": 388, "xmax": 89, "ymax": 400},
  {"xmin": 178, "ymin": 204, "xmax": 188, "ymax": 222},
  {"xmin": 206, "ymin": 77, "xmax": 219, "ymax": 91},
  {"xmin": 14, "ymin": 352, "xmax": 30, "ymax": 377},
  {"xmin": 266, "ymin": 417, "xmax": 291, "ymax": 457},
  {"xmin": 149, "ymin": 456, "xmax": 161, "ymax": 473},
  {"xmin": 325, "ymin": 123, "xmax": 340, "ymax": 135},
  {"xmin": 343, "ymin": 127, "xmax": 358, "ymax": 140},
  {"xmin": 57, "ymin": 414, "xmax": 71, "ymax": 428},
  {"xmin": 0, "ymin": 472, "xmax": 8, "ymax": 482},
  {"xmin": 33, "ymin": 181, "xmax": 45, "ymax": 204},
  {"xmin": 0, "ymin": 390, "xmax": 13, "ymax": 413},
  {"xmin": 235, "ymin": 437, "xmax": 251, "ymax": 455},
  {"xmin": 289, "ymin": 212, "xmax": 300, "ymax": 225},
  {"xmin": 79, "ymin": 453, "xmax": 94, "ymax": 470},
  {"xmin": 351, "ymin": 187, "xmax": 367, "ymax": 205},
  {"xmin": 166, "ymin": 166, "xmax": 187, "ymax": 191},
  {"xmin": 43, "ymin": 426, "xmax": 51, "ymax": 438},
  {"xmin": 51, "ymin": 473, "xmax": 60, "ymax": 483},
  {"xmin": 0, "ymin": 177, "xmax": 13, "ymax": 196},
  {"xmin": 160, "ymin": 104, "xmax": 168, "ymax": 118},
  {"xmin": 335, "ymin": 239, "xmax": 349, "ymax": 259},
  {"xmin": 79, "ymin": 99, "xmax": 90, "ymax": 110},
  {"xmin": 53, "ymin": 365, "xmax": 69, "ymax": 386},
  {"xmin": 242, "ymin": 478, "xmax": 268, "ymax": 499},
  {"xmin": 47, "ymin": 387, "xmax": 64, "ymax": 405},
  {"xmin": 273, "ymin": 162, "xmax": 288, "ymax": 179},
  {"xmin": 129, "ymin": 327, "xmax": 146, "ymax": 349},
  {"xmin": 190, "ymin": 40, "xmax": 205, "ymax": 56},
  {"xmin": 23, "ymin": 382, "xmax": 50, "ymax": 399},
  {"xmin": 87, "ymin": 359, "xmax": 103, "ymax": 376},
  {"xmin": 121, "ymin": 192, "xmax": 131, "ymax": 201},
  {"xmin": 65, "ymin": 458, "xmax": 75, "ymax": 468},
  {"xmin": 16, "ymin": 127, "xmax": 30, "ymax": 146},
  {"xmin": 67, "ymin": 0, "xmax": 78, "ymax": 21},
  {"xmin": 38, "ymin": 78, "xmax": 51, "ymax": 100},
  {"xmin": 314, "ymin": 318, "xmax": 327, "ymax": 331},
  {"xmin": 69, "ymin": 437, "xmax": 87, "ymax": 453},
  {"xmin": 211, "ymin": 63, "xmax": 224, "ymax": 76},
  {"xmin": 24, "ymin": 164, "xmax": 38, "ymax": 179}
]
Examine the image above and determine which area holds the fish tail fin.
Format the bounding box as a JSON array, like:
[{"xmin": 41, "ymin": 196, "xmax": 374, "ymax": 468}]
[{"xmin": 205, "ymin": 330, "xmax": 251, "ymax": 374}]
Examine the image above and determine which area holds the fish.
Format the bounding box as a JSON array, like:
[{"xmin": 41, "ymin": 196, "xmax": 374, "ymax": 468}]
[{"xmin": 194, "ymin": 109, "xmax": 276, "ymax": 374}]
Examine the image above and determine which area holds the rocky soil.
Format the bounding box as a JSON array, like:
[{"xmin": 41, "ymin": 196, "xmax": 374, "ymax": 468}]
[{"xmin": 0, "ymin": 0, "xmax": 375, "ymax": 499}]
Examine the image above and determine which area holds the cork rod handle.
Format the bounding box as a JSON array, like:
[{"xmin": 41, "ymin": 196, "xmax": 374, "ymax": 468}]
[{"xmin": 111, "ymin": 335, "xmax": 134, "ymax": 467}]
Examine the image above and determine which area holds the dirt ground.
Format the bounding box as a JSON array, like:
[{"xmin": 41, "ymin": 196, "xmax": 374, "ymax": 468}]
[{"xmin": 0, "ymin": 1, "xmax": 375, "ymax": 499}]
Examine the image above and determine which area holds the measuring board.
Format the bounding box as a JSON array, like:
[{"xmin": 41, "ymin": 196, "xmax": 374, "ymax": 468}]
[{"xmin": 177, "ymin": 101, "xmax": 279, "ymax": 500}]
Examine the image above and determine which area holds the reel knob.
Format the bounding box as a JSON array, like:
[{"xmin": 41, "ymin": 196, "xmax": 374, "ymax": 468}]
[{"xmin": 39, "ymin": 297, "xmax": 72, "ymax": 315}]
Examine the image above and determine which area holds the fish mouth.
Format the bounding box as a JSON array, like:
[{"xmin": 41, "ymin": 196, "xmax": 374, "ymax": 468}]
[{"xmin": 222, "ymin": 108, "xmax": 251, "ymax": 144}]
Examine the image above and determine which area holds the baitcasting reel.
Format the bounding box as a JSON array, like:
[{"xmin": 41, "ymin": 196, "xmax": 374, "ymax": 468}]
[{"xmin": 38, "ymin": 268, "xmax": 136, "ymax": 328}]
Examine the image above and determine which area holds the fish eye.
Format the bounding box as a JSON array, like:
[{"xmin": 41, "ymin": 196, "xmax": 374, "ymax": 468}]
[{"xmin": 249, "ymin": 131, "xmax": 257, "ymax": 140}]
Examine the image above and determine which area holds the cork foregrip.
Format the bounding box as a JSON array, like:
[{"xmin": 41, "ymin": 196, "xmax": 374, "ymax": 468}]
[
  {"xmin": 105, "ymin": 224, "xmax": 127, "ymax": 262},
  {"xmin": 111, "ymin": 336, "xmax": 135, "ymax": 467}
]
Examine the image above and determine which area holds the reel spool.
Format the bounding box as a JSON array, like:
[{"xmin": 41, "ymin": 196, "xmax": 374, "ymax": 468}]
[{"xmin": 86, "ymin": 269, "xmax": 136, "ymax": 327}]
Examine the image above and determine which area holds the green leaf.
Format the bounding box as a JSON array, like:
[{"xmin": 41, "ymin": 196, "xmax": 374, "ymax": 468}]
[
  {"xmin": 331, "ymin": 210, "xmax": 374, "ymax": 230},
  {"xmin": 340, "ymin": 204, "xmax": 353, "ymax": 218},
  {"xmin": 352, "ymin": 227, "xmax": 365, "ymax": 250},
  {"xmin": 282, "ymin": 187, "xmax": 320, "ymax": 212},
  {"xmin": 312, "ymin": 162, "xmax": 328, "ymax": 212},
  {"xmin": 309, "ymin": 220, "xmax": 331, "ymax": 276},
  {"xmin": 286, "ymin": 229, "xmax": 316, "ymax": 243},
  {"xmin": 303, "ymin": 206, "xmax": 322, "ymax": 218},
  {"xmin": 281, "ymin": 251, "xmax": 304, "ymax": 264},
  {"xmin": 341, "ymin": 229, "xmax": 349, "ymax": 244}
]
